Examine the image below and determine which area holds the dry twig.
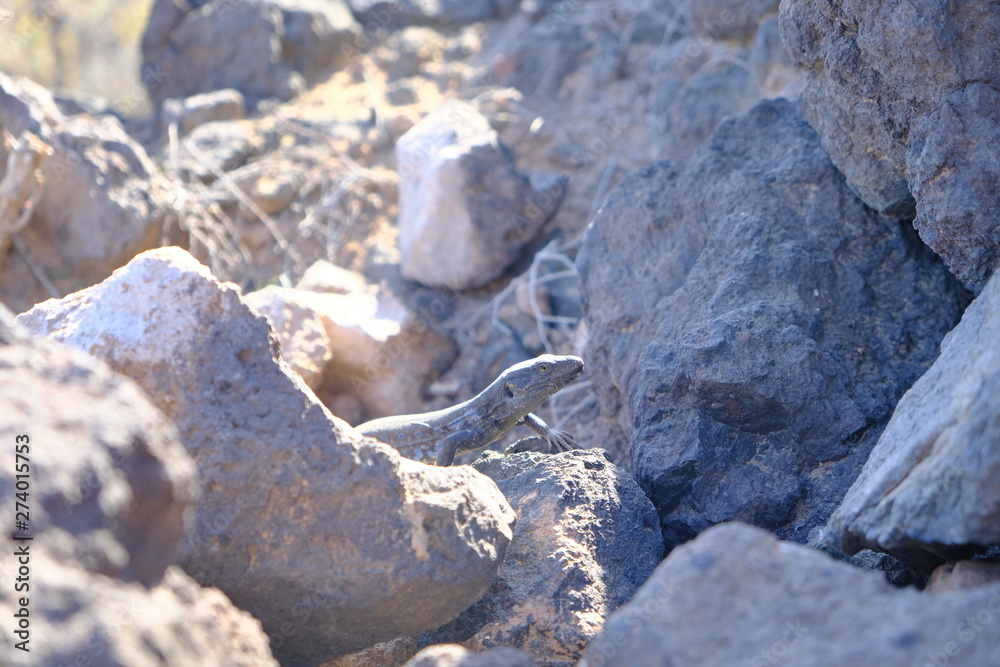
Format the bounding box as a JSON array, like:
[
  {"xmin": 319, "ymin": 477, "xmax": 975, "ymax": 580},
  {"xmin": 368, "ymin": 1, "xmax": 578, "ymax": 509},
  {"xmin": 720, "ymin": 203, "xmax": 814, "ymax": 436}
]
[{"xmin": 0, "ymin": 130, "xmax": 53, "ymax": 273}]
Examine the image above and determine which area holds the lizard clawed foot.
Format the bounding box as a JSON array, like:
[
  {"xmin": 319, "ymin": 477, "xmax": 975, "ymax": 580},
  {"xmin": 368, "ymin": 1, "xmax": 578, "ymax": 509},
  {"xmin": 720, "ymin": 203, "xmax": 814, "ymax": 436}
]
[
  {"xmin": 545, "ymin": 429, "xmax": 576, "ymax": 453},
  {"xmin": 503, "ymin": 430, "xmax": 578, "ymax": 456}
]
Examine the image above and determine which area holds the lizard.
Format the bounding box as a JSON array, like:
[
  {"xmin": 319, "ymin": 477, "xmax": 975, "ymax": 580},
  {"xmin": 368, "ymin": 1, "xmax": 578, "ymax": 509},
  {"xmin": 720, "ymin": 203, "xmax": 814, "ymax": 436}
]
[{"xmin": 355, "ymin": 354, "xmax": 584, "ymax": 466}]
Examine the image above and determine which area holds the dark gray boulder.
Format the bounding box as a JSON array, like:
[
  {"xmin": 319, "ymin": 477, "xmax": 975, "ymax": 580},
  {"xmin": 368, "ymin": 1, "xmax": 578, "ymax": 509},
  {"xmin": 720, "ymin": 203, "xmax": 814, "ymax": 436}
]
[
  {"xmin": 578, "ymin": 98, "xmax": 967, "ymax": 552},
  {"xmin": 779, "ymin": 0, "xmax": 1000, "ymax": 289}
]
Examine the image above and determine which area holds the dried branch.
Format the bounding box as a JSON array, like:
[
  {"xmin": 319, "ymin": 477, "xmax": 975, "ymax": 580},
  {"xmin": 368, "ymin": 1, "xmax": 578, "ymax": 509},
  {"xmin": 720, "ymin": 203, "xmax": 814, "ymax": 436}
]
[{"xmin": 0, "ymin": 130, "xmax": 53, "ymax": 271}]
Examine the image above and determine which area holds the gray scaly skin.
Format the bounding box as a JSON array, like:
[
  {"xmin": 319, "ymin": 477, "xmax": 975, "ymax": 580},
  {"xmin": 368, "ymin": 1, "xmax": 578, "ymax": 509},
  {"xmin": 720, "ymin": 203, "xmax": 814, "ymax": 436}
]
[{"xmin": 356, "ymin": 354, "xmax": 584, "ymax": 466}]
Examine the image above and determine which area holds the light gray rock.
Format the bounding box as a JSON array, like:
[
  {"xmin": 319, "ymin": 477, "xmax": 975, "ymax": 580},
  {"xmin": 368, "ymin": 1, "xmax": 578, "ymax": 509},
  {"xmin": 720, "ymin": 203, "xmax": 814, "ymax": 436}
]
[
  {"xmin": 395, "ymin": 100, "xmax": 565, "ymax": 290},
  {"xmin": 826, "ymin": 270, "xmax": 1000, "ymax": 567},
  {"xmin": 244, "ymin": 284, "xmax": 334, "ymax": 389},
  {"xmin": 779, "ymin": 0, "xmax": 1000, "ymax": 288},
  {"xmin": 578, "ymin": 98, "xmax": 967, "ymax": 552},
  {"xmin": 0, "ymin": 72, "xmax": 169, "ymax": 313},
  {"xmin": 416, "ymin": 450, "xmax": 663, "ymax": 666},
  {"xmin": 17, "ymin": 247, "xmax": 516, "ymax": 665},
  {"xmin": 297, "ymin": 259, "xmax": 370, "ymax": 294},
  {"xmin": 580, "ymin": 523, "xmax": 1000, "ymax": 667},
  {"xmin": 142, "ymin": 0, "xmax": 362, "ymax": 109}
]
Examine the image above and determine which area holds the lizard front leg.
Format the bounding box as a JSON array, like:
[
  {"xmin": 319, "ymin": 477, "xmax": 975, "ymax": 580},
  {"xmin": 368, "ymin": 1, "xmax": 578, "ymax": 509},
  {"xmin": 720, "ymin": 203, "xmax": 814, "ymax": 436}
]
[
  {"xmin": 436, "ymin": 430, "xmax": 473, "ymax": 466},
  {"xmin": 519, "ymin": 413, "xmax": 576, "ymax": 453}
]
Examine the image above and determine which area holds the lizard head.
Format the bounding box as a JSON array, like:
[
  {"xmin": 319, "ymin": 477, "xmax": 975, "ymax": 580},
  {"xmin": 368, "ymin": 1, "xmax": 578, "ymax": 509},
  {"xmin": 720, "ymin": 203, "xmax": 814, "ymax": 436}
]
[{"xmin": 502, "ymin": 354, "xmax": 584, "ymax": 403}]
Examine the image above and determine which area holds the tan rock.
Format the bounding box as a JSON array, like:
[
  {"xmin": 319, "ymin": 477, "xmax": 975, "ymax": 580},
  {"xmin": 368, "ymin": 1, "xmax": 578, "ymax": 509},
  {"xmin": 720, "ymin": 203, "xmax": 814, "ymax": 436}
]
[
  {"xmin": 246, "ymin": 263, "xmax": 456, "ymax": 421},
  {"xmin": 244, "ymin": 284, "xmax": 333, "ymax": 388},
  {"xmin": 929, "ymin": 561, "xmax": 1000, "ymax": 595}
]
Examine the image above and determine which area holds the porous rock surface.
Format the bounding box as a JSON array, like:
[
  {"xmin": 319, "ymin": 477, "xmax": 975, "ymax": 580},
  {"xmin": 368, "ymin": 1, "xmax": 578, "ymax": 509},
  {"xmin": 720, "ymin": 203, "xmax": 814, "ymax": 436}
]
[
  {"xmin": 0, "ymin": 305, "xmax": 196, "ymax": 587},
  {"xmin": 17, "ymin": 247, "xmax": 516, "ymax": 665},
  {"xmin": 779, "ymin": 0, "xmax": 1000, "ymax": 289},
  {"xmin": 0, "ymin": 556, "xmax": 278, "ymax": 667},
  {"xmin": 330, "ymin": 449, "xmax": 663, "ymax": 667},
  {"xmin": 578, "ymin": 98, "xmax": 967, "ymax": 551},
  {"xmin": 405, "ymin": 450, "xmax": 663, "ymax": 667}
]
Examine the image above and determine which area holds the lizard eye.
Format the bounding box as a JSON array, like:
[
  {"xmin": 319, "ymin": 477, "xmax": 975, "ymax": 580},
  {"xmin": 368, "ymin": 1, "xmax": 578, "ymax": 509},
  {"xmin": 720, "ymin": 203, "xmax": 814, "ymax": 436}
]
[{"xmin": 539, "ymin": 364, "xmax": 549, "ymax": 372}]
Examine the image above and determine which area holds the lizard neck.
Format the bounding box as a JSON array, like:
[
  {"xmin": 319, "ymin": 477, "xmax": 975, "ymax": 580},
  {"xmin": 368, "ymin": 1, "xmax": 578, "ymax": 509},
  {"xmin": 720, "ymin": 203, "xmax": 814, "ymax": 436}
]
[{"xmin": 467, "ymin": 369, "xmax": 522, "ymax": 426}]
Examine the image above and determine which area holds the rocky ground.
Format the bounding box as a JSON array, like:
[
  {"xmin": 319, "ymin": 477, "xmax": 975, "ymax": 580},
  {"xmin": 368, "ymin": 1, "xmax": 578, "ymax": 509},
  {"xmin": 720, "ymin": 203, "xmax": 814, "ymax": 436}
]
[{"xmin": 1, "ymin": 1, "xmax": 999, "ymax": 666}]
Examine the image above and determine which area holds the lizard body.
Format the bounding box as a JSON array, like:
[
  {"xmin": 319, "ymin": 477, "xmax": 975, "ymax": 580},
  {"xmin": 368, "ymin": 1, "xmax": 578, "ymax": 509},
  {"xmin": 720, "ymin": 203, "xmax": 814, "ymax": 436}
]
[{"xmin": 356, "ymin": 354, "xmax": 584, "ymax": 465}]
